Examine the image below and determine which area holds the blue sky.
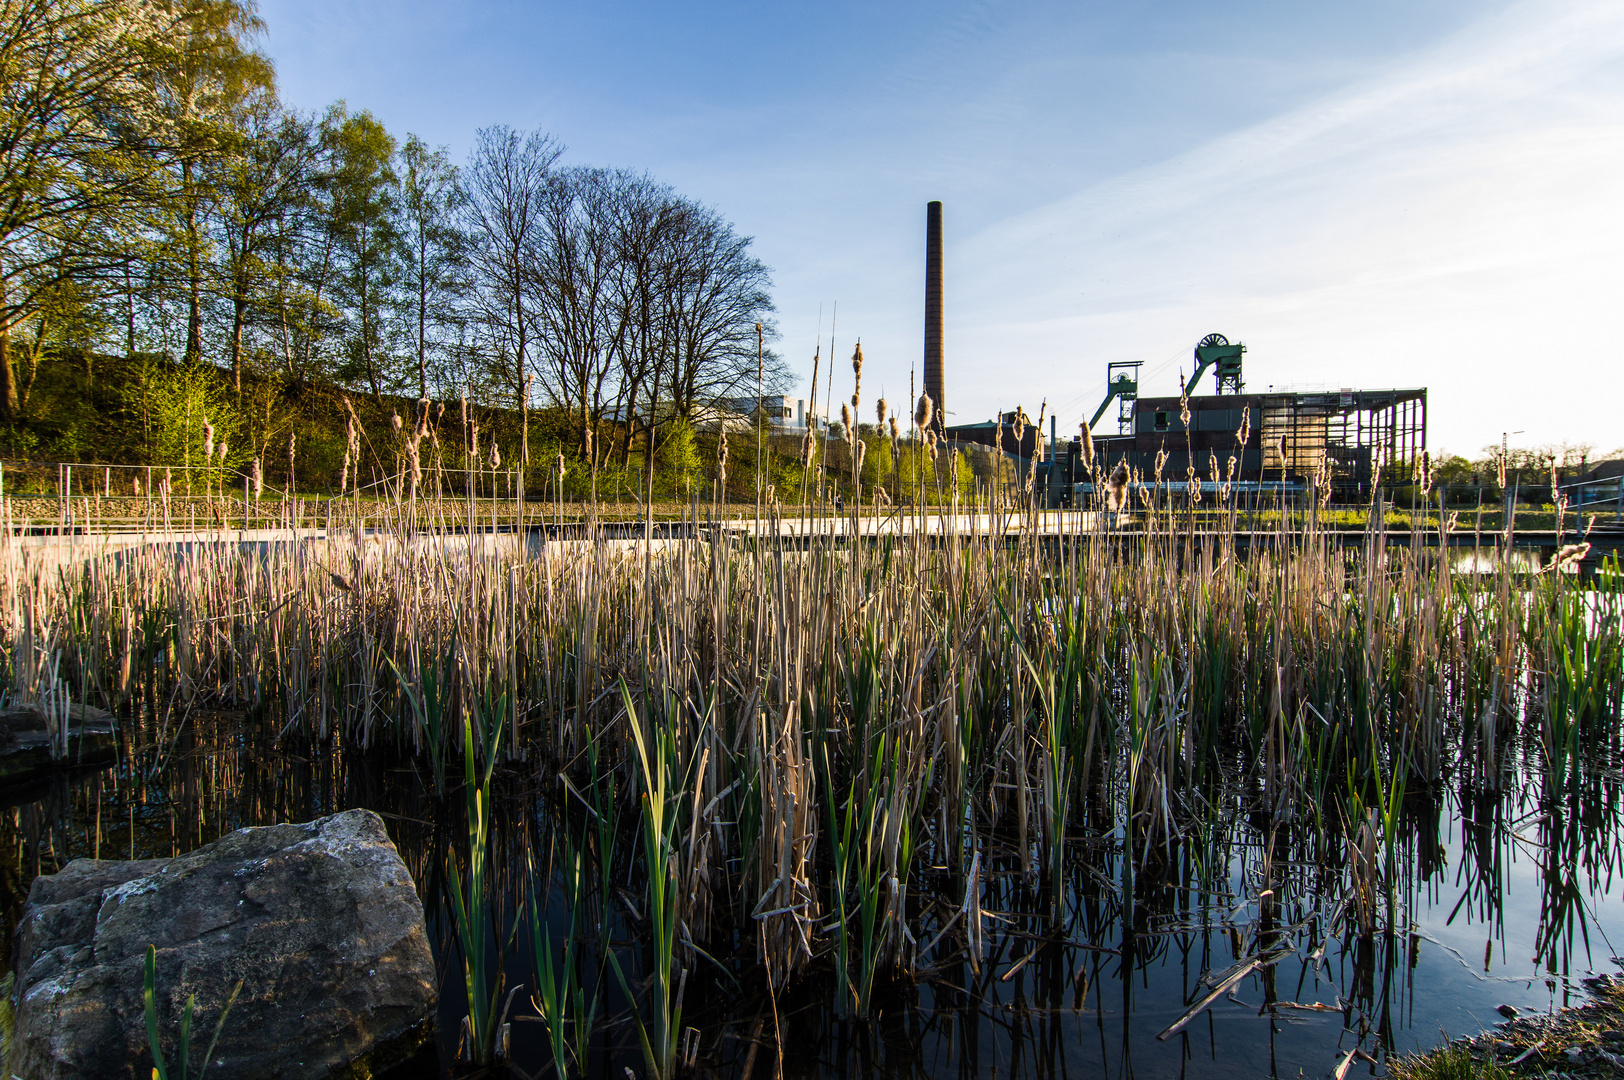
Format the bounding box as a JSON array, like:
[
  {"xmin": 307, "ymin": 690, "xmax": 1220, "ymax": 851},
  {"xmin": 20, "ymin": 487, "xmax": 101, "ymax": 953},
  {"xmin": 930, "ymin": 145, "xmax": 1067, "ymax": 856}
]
[{"xmin": 259, "ymin": 0, "xmax": 1624, "ymax": 460}]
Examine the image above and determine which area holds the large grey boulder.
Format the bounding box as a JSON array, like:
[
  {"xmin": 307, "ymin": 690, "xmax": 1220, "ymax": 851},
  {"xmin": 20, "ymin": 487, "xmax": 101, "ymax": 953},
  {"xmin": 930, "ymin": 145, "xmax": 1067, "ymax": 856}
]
[{"xmin": 8, "ymin": 809, "xmax": 437, "ymax": 1079}]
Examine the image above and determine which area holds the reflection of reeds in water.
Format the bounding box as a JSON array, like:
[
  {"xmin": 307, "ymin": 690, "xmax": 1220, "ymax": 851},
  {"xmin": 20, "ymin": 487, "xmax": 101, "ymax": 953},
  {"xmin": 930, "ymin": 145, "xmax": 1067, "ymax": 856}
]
[{"xmin": 2, "ymin": 475, "xmax": 1622, "ymax": 1062}]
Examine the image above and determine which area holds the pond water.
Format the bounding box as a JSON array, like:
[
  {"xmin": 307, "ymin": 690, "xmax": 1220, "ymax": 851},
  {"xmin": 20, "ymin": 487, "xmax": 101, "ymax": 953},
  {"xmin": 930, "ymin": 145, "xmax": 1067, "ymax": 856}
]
[{"xmin": 4, "ymin": 715, "xmax": 1621, "ymax": 1080}]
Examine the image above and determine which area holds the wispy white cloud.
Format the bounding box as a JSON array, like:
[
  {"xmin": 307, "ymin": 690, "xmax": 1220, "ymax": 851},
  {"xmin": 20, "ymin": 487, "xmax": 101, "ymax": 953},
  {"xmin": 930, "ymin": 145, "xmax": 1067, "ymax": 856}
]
[{"xmin": 949, "ymin": 0, "xmax": 1624, "ymax": 454}]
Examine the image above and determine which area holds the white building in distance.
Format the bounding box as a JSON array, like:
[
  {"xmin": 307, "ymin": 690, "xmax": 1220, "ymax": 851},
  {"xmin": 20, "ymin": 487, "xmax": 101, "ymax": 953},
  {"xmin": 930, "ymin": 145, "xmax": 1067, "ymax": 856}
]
[{"xmin": 722, "ymin": 396, "xmax": 826, "ymax": 431}]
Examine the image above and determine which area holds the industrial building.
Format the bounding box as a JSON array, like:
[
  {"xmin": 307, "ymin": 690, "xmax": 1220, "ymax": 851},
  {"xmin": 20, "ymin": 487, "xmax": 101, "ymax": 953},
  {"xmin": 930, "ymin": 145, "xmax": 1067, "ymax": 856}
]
[{"xmin": 1050, "ymin": 335, "xmax": 1428, "ymax": 504}]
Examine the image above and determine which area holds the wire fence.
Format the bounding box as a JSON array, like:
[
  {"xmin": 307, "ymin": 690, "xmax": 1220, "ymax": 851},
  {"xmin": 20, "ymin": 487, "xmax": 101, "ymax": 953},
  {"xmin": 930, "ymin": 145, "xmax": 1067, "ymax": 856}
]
[{"xmin": 0, "ymin": 459, "xmax": 553, "ymax": 534}]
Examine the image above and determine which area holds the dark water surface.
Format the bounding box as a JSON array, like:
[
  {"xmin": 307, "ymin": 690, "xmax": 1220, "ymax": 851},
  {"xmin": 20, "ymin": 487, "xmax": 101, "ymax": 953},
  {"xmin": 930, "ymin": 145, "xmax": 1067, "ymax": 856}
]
[{"xmin": 4, "ymin": 714, "xmax": 1621, "ymax": 1080}]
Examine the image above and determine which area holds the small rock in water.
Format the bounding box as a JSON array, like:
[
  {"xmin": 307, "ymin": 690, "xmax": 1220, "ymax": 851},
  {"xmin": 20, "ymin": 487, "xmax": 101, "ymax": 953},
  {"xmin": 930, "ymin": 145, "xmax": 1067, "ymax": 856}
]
[
  {"xmin": 1497, "ymin": 1004, "xmax": 1520, "ymax": 1019},
  {"xmin": 1565, "ymin": 1046, "xmax": 1586, "ymax": 1063}
]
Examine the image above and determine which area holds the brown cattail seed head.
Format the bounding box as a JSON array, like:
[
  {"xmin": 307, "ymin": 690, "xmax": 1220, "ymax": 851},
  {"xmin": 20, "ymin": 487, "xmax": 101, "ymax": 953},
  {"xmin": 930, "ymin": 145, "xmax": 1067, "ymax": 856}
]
[
  {"xmin": 717, "ymin": 434, "xmax": 728, "ymax": 465},
  {"xmin": 132, "ymin": 476, "xmax": 142, "ymax": 496},
  {"xmin": 876, "ymin": 398, "xmax": 887, "ymax": 426},
  {"xmin": 217, "ymin": 440, "xmax": 228, "ymax": 463},
  {"xmin": 840, "ymin": 402, "xmax": 852, "ymax": 440},
  {"xmin": 1107, "ymin": 461, "xmax": 1129, "ymax": 511},
  {"xmin": 391, "ymin": 413, "xmax": 403, "ymax": 433},
  {"xmin": 1082, "ymin": 425, "xmax": 1095, "ymax": 469},
  {"xmin": 251, "ymin": 458, "xmax": 263, "ymax": 498},
  {"xmin": 889, "ymin": 416, "xmax": 900, "ymax": 443},
  {"xmin": 202, "ymin": 418, "xmax": 214, "ymax": 459},
  {"xmin": 915, "ymin": 393, "xmax": 933, "ymax": 432},
  {"xmin": 489, "ymin": 442, "xmax": 501, "ymax": 470}
]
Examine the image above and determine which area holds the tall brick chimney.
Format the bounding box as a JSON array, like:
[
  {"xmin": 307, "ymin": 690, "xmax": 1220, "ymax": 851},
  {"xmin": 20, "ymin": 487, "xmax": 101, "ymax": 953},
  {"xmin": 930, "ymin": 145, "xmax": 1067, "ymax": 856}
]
[{"xmin": 924, "ymin": 201, "xmax": 944, "ymax": 436}]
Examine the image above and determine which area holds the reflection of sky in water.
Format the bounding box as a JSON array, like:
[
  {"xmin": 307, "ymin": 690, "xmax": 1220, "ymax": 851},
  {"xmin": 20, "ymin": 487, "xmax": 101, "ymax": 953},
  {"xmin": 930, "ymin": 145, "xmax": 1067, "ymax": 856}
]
[{"xmin": 825, "ymin": 770, "xmax": 1624, "ymax": 1080}]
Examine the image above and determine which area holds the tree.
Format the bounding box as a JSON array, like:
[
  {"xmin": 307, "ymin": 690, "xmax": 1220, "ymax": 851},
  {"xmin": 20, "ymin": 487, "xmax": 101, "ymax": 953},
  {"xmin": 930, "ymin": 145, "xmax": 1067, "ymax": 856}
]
[
  {"xmin": 322, "ymin": 105, "xmax": 399, "ymax": 400},
  {"xmin": 211, "ymin": 93, "xmax": 319, "ymax": 392},
  {"xmin": 648, "ymin": 199, "xmax": 786, "ymax": 424},
  {"xmin": 0, "ymin": 0, "xmax": 185, "ymax": 419},
  {"xmin": 395, "ymin": 135, "xmax": 466, "ymax": 399},
  {"xmin": 463, "ymin": 126, "xmax": 561, "ymax": 424},
  {"xmin": 152, "ymin": 0, "xmax": 274, "ymax": 369},
  {"xmin": 529, "ymin": 166, "xmax": 631, "ymax": 466}
]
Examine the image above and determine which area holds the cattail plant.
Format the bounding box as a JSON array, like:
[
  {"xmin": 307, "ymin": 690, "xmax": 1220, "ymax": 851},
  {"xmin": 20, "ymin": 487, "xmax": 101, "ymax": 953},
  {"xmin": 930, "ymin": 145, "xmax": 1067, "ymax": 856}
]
[
  {"xmin": 851, "ymin": 342, "xmax": 864, "ymax": 411},
  {"xmin": 1107, "ymin": 461, "xmax": 1129, "ymax": 511},
  {"xmin": 340, "ymin": 400, "xmax": 361, "ymax": 496},
  {"xmin": 715, "ymin": 429, "xmax": 728, "ymax": 497},
  {"xmin": 250, "ymin": 458, "xmax": 263, "ymax": 500},
  {"xmin": 915, "ymin": 393, "xmax": 933, "ymax": 435}
]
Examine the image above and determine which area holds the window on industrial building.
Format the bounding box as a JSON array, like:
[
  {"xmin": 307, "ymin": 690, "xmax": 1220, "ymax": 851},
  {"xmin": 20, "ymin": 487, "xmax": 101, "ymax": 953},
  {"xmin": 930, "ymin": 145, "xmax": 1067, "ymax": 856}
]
[{"xmin": 1155, "ymin": 411, "xmax": 1169, "ymax": 432}]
